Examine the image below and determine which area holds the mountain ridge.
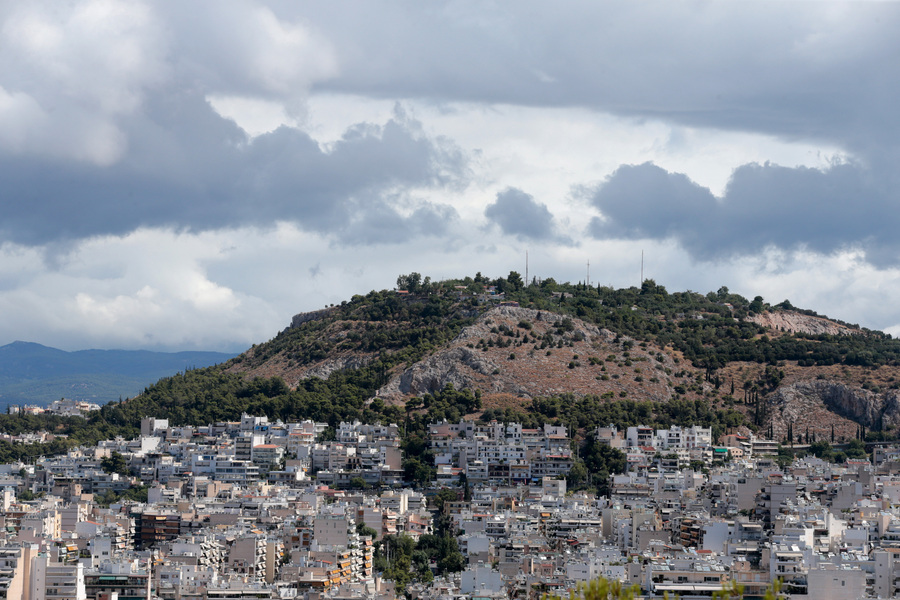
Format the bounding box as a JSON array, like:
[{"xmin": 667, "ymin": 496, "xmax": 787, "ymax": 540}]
[{"xmin": 0, "ymin": 341, "xmax": 236, "ymax": 407}]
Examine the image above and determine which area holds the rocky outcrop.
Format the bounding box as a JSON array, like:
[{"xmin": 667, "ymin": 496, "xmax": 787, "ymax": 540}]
[
  {"xmin": 302, "ymin": 354, "xmax": 374, "ymax": 382},
  {"xmin": 770, "ymin": 380, "xmax": 900, "ymax": 431},
  {"xmin": 290, "ymin": 307, "xmax": 338, "ymax": 329},
  {"xmin": 226, "ymin": 350, "xmax": 376, "ymax": 387},
  {"xmin": 451, "ymin": 305, "xmax": 616, "ymax": 345},
  {"xmin": 377, "ymin": 305, "xmax": 678, "ymax": 403},
  {"xmin": 748, "ymin": 311, "xmax": 860, "ymax": 337},
  {"xmin": 377, "ymin": 347, "xmax": 499, "ymax": 398}
]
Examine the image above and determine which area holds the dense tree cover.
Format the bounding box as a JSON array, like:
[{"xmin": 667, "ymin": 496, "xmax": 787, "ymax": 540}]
[
  {"xmin": 0, "ymin": 411, "xmax": 132, "ymax": 463},
  {"xmin": 235, "ymin": 287, "xmax": 477, "ymax": 371},
  {"xmin": 803, "ymin": 438, "xmax": 869, "ymax": 464},
  {"xmin": 356, "ymin": 522, "xmax": 379, "ymax": 539},
  {"xmin": 476, "ymin": 276, "xmax": 900, "ymax": 370},
  {"xmin": 432, "ymin": 272, "xmax": 899, "ymax": 370},
  {"xmin": 100, "ymin": 451, "xmax": 130, "ymax": 476},
  {"xmin": 95, "ymin": 485, "xmax": 148, "ymax": 508},
  {"xmin": 374, "ymin": 531, "xmax": 464, "ymax": 593},
  {"xmin": 566, "ymin": 439, "xmax": 627, "ymax": 495}
]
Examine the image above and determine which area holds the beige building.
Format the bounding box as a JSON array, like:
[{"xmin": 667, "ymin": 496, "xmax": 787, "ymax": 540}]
[{"xmin": 0, "ymin": 545, "xmax": 38, "ymax": 600}]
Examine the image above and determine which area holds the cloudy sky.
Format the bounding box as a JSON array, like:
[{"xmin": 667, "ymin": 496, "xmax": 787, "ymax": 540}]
[{"xmin": 1, "ymin": 1, "xmax": 898, "ymax": 352}]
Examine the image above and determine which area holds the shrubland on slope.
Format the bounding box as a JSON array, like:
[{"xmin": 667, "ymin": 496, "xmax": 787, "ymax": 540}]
[{"xmin": 216, "ymin": 275, "xmax": 900, "ymax": 445}]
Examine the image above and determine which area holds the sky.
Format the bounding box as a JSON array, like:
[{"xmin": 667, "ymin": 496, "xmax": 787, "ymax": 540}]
[{"xmin": 1, "ymin": 0, "xmax": 899, "ymax": 352}]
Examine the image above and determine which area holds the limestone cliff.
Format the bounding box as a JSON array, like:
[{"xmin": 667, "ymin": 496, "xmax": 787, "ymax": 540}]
[
  {"xmin": 768, "ymin": 379, "xmax": 900, "ymax": 437},
  {"xmin": 748, "ymin": 310, "xmax": 861, "ymax": 337}
]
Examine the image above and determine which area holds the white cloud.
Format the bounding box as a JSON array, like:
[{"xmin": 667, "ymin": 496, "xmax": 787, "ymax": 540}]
[
  {"xmin": 0, "ymin": 230, "xmax": 279, "ymax": 351},
  {"xmin": 48, "ymin": 0, "xmax": 161, "ymax": 114},
  {"xmin": 206, "ymin": 95, "xmax": 303, "ymax": 137},
  {"xmin": 298, "ymin": 95, "xmax": 847, "ymax": 227},
  {"xmin": 161, "ymin": 1, "xmax": 338, "ymax": 100},
  {"xmin": 244, "ymin": 5, "xmax": 338, "ymax": 94},
  {"xmin": 1, "ymin": 224, "xmax": 899, "ymax": 353},
  {"xmin": 0, "ymin": 0, "xmax": 166, "ymax": 164}
]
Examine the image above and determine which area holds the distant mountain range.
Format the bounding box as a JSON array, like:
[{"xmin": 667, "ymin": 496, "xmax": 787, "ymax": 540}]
[{"xmin": 0, "ymin": 341, "xmax": 236, "ymax": 409}]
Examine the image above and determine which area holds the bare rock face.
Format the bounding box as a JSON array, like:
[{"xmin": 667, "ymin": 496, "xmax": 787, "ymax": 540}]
[
  {"xmin": 302, "ymin": 355, "xmax": 374, "ymax": 381},
  {"xmin": 771, "ymin": 380, "xmax": 900, "ymax": 430},
  {"xmin": 748, "ymin": 311, "xmax": 860, "ymax": 337},
  {"xmin": 378, "ymin": 347, "xmax": 499, "ymax": 398},
  {"xmin": 290, "ymin": 307, "xmax": 338, "ymax": 329},
  {"xmin": 377, "ymin": 305, "xmax": 679, "ymax": 402}
]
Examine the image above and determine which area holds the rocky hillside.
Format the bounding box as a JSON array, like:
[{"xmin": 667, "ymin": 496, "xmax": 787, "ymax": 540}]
[
  {"xmin": 747, "ymin": 311, "xmax": 861, "ymax": 337},
  {"xmin": 209, "ymin": 277, "xmax": 900, "ymax": 442},
  {"xmin": 769, "ymin": 380, "xmax": 900, "ymax": 436},
  {"xmin": 229, "ymin": 336, "xmax": 376, "ymax": 388},
  {"xmin": 18, "ymin": 278, "xmax": 900, "ymax": 461},
  {"xmin": 718, "ymin": 362, "xmax": 888, "ymax": 443},
  {"xmin": 376, "ymin": 306, "xmax": 680, "ymax": 403}
]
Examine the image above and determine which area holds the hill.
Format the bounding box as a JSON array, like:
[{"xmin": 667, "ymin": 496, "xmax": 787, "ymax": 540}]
[
  {"xmin": 0, "ymin": 341, "xmax": 236, "ymax": 409},
  {"xmin": 3, "ymin": 273, "xmax": 900, "ymax": 462},
  {"xmin": 210, "ymin": 275, "xmax": 899, "ymax": 444}
]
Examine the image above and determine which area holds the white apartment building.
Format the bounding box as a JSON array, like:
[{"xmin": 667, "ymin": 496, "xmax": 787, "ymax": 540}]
[{"xmin": 30, "ymin": 554, "xmax": 86, "ymax": 600}]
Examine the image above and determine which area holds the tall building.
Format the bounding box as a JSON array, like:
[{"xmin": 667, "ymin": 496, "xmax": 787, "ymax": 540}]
[
  {"xmin": 132, "ymin": 511, "xmax": 181, "ymax": 550},
  {"xmin": 0, "ymin": 544, "xmax": 38, "ymax": 600},
  {"xmin": 30, "ymin": 553, "xmax": 86, "ymax": 600}
]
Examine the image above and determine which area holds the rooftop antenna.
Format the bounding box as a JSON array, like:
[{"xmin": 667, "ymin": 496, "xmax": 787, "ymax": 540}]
[{"xmin": 641, "ymin": 250, "xmax": 644, "ymax": 285}]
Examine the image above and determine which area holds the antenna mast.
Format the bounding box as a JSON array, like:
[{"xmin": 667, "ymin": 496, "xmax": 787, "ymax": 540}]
[
  {"xmin": 526, "ymin": 250, "xmax": 529, "ymax": 286},
  {"xmin": 587, "ymin": 259, "xmax": 590, "ymax": 287},
  {"xmin": 641, "ymin": 250, "xmax": 644, "ymax": 285}
]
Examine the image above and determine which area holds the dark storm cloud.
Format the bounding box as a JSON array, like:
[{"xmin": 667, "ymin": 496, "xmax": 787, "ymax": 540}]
[
  {"xmin": 335, "ymin": 198, "xmax": 458, "ymax": 245},
  {"xmin": 3, "ymin": 1, "xmax": 900, "ymax": 260},
  {"xmin": 0, "ymin": 89, "xmax": 465, "ymax": 246},
  {"xmin": 484, "ymin": 188, "xmax": 564, "ymax": 242},
  {"xmin": 301, "ymin": 1, "xmax": 900, "ymax": 263},
  {"xmin": 588, "ymin": 161, "xmax": 896, "ymax": 264},
  {"xmin": 309, "ymin": 2, "xmax": 900, "ymax": 154}
]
